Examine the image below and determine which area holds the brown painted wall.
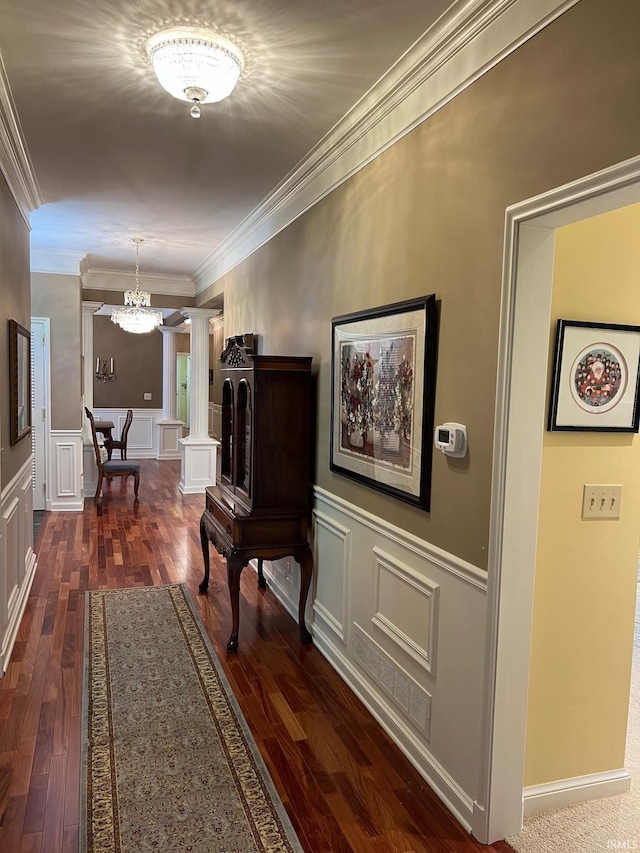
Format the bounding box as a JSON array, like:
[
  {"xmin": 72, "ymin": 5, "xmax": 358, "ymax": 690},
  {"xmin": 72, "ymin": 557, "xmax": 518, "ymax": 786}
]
[
  {"xmin": 93, "ymin": 316, "xmax": 163, "ymax": 408},
  {"xmin": 209, "ymin": 321, "xmax": 225, "ymax": 404},
  {"xmin": 197, "ymin": 0, "xmax": 640, "ymax": 569},
  {"xmin": 0, "ymin": 173, "xmax": 31, "ymax": 488},
  {"xmin": 176, "ymin": 332, "xmax": 190, "ymax": 354},
  {"xmin": 85, "ymin": 292, "xmax": 194, "ymax": 409},
  {"xmin": 31, "ymin": 273, "xmax": 82, "ymax": 431}
]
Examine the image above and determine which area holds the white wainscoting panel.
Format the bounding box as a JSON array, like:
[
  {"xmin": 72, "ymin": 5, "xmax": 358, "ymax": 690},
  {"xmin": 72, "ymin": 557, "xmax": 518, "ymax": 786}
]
[
  {"xmin": 372, "ymin": 547, "xmax": 439, "ymax": 675},
  {"xmin": 128, "ymin": 415, "xmax": 154, "ymax": 455},
  {"xmin": 158, "ymin": 420, "xmax": 182, "ymax": 459},
  {"xmin": 296, "ymin": 487, "xmax": 489, "ymax": 831},
  {"xmin": 92, "ymin": 408, "xmax": 163, "ymax": 459},
  {"xmin": 3, "ymin": 497, "xmax": 19, "ymax": 633},
  {"xmin": 313, "ymin": 510, "xmax": 351, "ymax": 643},
  {"xmin": 49, "ymin": 430, "xmax": 83, "ymax": 511},
  {"xmin": 1, "ymin": 458, "xmax": 37, "ymax": 674},
  {"xmin": 83, "ymin": 441, "xmax": 97, "ymax": 501},
  {"xmin": 21, "ymin": 473, "xmax": 33, "ymax": 571},
  {"xmin": 209, "ymin": 403, "xmax": 221, "ymax": 439},
  {"xmin": 179, "ymin": 438, "xmax": 218, "ymax": 494}
]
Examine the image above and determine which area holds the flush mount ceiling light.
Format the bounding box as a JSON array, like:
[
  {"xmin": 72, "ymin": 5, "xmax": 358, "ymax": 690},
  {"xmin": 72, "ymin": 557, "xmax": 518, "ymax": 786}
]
[
  {"xmin": 111, "ymin": 238, "xmax": 164, "ymax": 334},
  {"xmin": 147, "ymin": 26, "xmax": 244, "ymax": 118}
]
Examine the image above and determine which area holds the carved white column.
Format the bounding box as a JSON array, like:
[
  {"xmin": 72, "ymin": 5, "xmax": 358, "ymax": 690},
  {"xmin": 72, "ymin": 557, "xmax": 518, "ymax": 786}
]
[
  {"xmin": 178, "ymin": 308, "xmax": 220, "ymax": 494},
  {"xmin": 157, "ymin": 327, "xmax": 184, "ymax": 459},
  {"xmin": 81, "ymin": 301, "xmax": 103, "ymax": 496}
]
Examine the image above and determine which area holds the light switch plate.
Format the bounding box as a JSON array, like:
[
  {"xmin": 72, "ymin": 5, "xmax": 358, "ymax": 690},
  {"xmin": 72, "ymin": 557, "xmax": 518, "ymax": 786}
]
[
  {"xmin": 582, "ymin": 484, "xmax": 622, "ymax": 519},
  {"xmin": 144, "ymin": 392, "xmax": 152, "ymax": 401}
]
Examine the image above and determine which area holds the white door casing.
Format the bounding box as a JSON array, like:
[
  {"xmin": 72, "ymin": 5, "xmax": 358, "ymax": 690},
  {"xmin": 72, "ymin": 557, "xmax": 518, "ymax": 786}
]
[
  {"xmin": 176, "ymin": 353, "xmax": 190, "ymax": 431},
  {"xmin": 477, "ymin": 156, "xmax": 640, "ymax": 844},
  {"xmin": 31, "ymin": 318, "xmax": 50, "ymax": 512}
]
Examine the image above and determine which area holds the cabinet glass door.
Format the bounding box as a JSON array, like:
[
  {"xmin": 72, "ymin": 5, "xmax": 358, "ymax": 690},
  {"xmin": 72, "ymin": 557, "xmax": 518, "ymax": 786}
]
[
  {"xmin": 236, "ymin": 379, "xmax": 251, "ymax": 501},
  {"xmin": 220, "ymin": 379, "xmax": 234, "ymax": 486}
]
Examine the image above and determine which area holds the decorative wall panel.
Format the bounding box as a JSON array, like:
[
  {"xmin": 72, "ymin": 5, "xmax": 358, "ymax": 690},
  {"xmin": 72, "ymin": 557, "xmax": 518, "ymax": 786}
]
[
  {"xmin": 50, "ymin": 430, "xmax": 83, "ymax": 511},
  {"xmin": 288, "ymin": 486, "xmax": 490, "ymax": 830},
  {"xmin": 0, "ymin": 459, "xmax": 37, "ymax": 673},
  {"xmin": 372, "ymin": 547, "xmax": 439, "ymax": 674},
  {"xmin": 92, "ymin": 408, "xmax": 163, "ymax": 459},
  {"xmin": 313, "ymin": 510, "xmax": 350, "ymax": 642}
]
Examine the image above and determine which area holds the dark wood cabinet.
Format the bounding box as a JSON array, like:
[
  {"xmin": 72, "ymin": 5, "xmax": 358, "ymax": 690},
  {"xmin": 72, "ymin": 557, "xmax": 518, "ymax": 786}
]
[{"xmin": 199, "ymin": 336, "xmax": 314, "ymax": 652}]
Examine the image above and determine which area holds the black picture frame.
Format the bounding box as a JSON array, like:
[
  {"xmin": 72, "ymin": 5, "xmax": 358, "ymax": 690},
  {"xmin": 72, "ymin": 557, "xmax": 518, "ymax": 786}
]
[
  {"xmin": 9, "ymin": 319, "xmax": 32, "ymax": 446},
  {"xmin": 330, "ymin": 295, "xmax": 438, "ymax": 510},
  {"xmin": 548, "ymin": 318, "xmax": 640, "ymax": 432}
]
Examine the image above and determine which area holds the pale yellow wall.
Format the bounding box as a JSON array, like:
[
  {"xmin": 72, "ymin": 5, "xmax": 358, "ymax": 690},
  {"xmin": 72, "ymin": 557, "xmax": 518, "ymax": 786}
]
[{"xmin": 524, "ymin": 203, "xmax": 640, "ymax": 786}]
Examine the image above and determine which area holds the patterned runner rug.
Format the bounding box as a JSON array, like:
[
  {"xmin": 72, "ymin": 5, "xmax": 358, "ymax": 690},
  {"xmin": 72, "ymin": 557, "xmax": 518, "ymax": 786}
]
[{"xmin": 81, "ymin": 584, "xmax": 304, "ymax": 852}]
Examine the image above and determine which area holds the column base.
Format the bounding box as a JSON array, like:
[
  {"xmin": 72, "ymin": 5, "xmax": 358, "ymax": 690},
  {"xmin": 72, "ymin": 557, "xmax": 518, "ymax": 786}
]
[
  {"xmin": 179, "ymin": 436, "xmax": 219, "ymax": 494},
  {"xmin": 157, "ymin": 419, "xmax": 184, "ymax": 459},
  {"xmin": 83, "ymin": 439, "xmax": 98, "ymax": 499}
]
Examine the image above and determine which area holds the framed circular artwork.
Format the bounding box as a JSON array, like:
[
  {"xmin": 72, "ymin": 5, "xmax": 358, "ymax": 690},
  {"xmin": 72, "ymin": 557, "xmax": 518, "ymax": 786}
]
[{"xmin": 548, "ymin": 319, "xmax": 640, "ymax": 432}]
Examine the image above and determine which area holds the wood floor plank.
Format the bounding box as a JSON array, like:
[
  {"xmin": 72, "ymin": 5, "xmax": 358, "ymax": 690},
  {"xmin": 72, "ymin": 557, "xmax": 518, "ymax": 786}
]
[
  {"xmin": 9, "ymin": 736, "xmax": 36, "ymax": 798},
  {"xmin": 0, "ymin": 459, "xmax": 509, "ymax": 852},
  {"xmin": 19, "ymin": 832, "xmax": 43, "ymax": 853},
  {"xmin": 22, "ymin": 774, "xmax": 47, "ymax": 836},
  {"xmin": 41, "ymin": 753, "xmax": 67, "ymax": 853},
  {"xmin": 31, "ymin": 700, "xmax": 55, "ymax": 778},
  {"xmin": 0, "ymin": 794, "xmax": 27, "ymax": 851}
]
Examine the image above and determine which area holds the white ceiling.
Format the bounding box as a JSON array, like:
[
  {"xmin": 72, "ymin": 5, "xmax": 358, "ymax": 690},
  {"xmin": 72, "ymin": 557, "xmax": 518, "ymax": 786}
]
[{"xmin": 0, "ymin": 0, "xmax": 452, "ymax": 282}]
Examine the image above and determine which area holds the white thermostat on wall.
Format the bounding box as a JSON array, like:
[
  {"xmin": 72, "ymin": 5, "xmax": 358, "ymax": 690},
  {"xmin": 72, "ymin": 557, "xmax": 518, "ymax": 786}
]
[{"xmin": 434, "ymin": 422, "xmax": 467, "ymax": 458}]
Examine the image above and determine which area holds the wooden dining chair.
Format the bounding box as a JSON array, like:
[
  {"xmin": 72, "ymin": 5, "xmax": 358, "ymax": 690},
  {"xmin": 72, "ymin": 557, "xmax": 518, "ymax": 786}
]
[
  {"xmin": 105, "ymin": 408, "xmax": 133, "ymax": 460},
  {"xmin": 86, "ymin": 408, "xmax": 140, "ymax": 505}
]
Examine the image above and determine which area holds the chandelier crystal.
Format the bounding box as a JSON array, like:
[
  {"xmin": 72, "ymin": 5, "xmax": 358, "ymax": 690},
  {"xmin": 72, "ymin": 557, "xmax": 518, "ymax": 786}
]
[
  {"xmin": 147, "ymin": 27, "xmax": 243, "ymax": 118},
  {"xmin": 111, "ymin": 238, "xmax": 163, "ymax": 334}
]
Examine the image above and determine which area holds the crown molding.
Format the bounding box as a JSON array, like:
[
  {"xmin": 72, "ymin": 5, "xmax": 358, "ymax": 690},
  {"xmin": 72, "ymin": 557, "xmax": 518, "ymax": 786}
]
[
  {"xmin": 0, "ymin": 54, "xmax": 43, "ymax": 224},
  {"xmin": 81, "ymin": 267, "xmax": 196, "ymax": 298},
  {"xmin": 193, "ymin": 0, "xmax": 579, "ymax": 294},
  {"xmin": 31, "ymin": 247, "xmax": 85, "ymax": 275}
]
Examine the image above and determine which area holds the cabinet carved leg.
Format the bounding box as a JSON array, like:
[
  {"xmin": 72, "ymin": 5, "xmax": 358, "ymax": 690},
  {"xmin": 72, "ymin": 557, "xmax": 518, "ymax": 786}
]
[
  {"xmin": 226, "ymin": 553, "xmax": 247, "ymax": 653},
  {"xmin": 297, "ymin": 546, "xmax": 313, "ymax": 644},
  {"xmin": 257, "ymin": 557, "xmax": 267, "ymax": 589},
  {"xmin": 199, "ymin": 514, "xmax": 211, "ymax": 594}
]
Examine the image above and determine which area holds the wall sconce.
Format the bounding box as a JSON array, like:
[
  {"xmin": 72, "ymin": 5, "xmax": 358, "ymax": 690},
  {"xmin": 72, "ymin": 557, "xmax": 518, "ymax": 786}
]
[{"xmin": 96, "ymin": 357, "xmax": 115, "ymax": 382}]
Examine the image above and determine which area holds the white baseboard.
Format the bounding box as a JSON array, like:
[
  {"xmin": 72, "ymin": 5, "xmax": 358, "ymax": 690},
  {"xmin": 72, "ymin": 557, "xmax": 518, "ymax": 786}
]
[{"xmin": 523, "ymin": 769, "xmax": 631, "ymax": 814}]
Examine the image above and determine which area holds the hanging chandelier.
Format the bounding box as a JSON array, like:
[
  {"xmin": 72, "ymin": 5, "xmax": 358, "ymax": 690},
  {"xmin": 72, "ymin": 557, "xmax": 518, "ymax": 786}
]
[
  {"xmin": 146, "ymin": 27, "xmax": 244, "ymax": 119},
  {"xmin": 111, "ymin": 238, "xmax": 164, "ymax": 334}
]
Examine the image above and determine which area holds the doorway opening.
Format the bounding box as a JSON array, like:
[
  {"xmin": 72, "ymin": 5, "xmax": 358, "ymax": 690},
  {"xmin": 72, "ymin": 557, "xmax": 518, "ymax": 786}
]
[
  {"xmin": 478, "ymin": 156, "xmax": 640, "ymax": 845},
  {"xmin": 31, "ymin": 317, "xmax": 50, "ymax": 513},
  {"xmin": 176, "ymin": 353, "xmax": 190, "ymax": 436}
]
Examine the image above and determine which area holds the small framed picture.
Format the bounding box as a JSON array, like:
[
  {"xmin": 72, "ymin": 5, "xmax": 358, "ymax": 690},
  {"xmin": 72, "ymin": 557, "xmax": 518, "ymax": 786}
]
[{"xmin": 547, "ymin": 319, "xmax": 640, "ymax": 432}]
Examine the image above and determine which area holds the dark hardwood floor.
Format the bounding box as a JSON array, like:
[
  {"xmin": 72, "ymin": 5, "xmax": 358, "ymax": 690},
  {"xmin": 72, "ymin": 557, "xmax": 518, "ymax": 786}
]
[{"xmin": 0, "ymin": 459, "xmax": 513, "ymax": 852}]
